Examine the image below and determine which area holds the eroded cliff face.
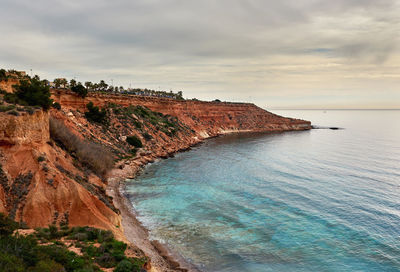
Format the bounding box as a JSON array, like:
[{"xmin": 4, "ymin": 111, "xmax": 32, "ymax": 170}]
[
  {"xmin": 52, "ymin": 91, "xmax": 311, "ymax": 137},
  {"xmin": 0, "ymin": 110, "xmax": 49, "ymax": 145},
  {"xmin": 0, "ymin": 92, "xmax": 311, "ymax": 271},
  {"xmin": 0, "ymin": 78, "xmax": 19, "ymax": 93},
  {"xmin": 0, "ymin": 109, "xmax": 121, "ymax": 234},
  {"xmin": 0, "ymin": 91, "xmax": 311, "ymax": 235}
]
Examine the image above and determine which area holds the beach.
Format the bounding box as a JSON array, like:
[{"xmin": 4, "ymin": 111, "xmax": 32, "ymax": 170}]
[{"xmin": 107, "ymin": 153, "xmax": 201, "ymax": 272}]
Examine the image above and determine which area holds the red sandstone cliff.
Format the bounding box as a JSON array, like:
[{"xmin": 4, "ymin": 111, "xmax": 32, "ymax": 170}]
[
  {"xmin": 0, "ymin": 109, "xmax": 121, "ymax": 232},
  {"xmin": 52, "ymin": 91, "xmax": 311, "ymax": 136},
  {"xmin": 0, "ymin": 91, "xmax": 311, "ymax": 271}
]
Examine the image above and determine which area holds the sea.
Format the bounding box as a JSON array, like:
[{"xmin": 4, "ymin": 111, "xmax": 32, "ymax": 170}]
[{"xmin": 125, "ymin": 110, "xmax": 400, "ymax": 272}]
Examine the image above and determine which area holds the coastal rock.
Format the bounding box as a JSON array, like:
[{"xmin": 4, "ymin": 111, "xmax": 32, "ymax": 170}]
[{"xmin": 0, "ymin": 91, "xmax": 312, "ymax": 271}]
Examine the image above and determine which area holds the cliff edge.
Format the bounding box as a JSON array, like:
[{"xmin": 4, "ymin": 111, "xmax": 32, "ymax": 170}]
[{"xmin": 0, "ymin": 91, "xmax": 311, "ymax": 271}]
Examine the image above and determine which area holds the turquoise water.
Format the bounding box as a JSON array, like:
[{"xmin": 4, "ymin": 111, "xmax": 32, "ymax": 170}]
[{"xmin": 125, "ymin": 110, "xmax": 400, "ymax": 272}]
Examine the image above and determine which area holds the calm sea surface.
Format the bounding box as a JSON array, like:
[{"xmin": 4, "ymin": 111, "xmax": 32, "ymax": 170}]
[{"xmin": 125, "ymin": 110, "xmax": 400, "ymax": 272}]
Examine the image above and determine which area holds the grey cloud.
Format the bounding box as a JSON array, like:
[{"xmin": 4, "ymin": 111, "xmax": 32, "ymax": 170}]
[{"xmin": 0, "ymin": 0, "xmax": 399, "ymax": 108}]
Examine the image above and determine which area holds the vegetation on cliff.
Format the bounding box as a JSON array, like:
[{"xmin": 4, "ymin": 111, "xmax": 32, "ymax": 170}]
[
  {"xmin": 49, "ymin": 117, "xmax": 114, "ymax": 179},
  {"xmin": 0, "ymin": 75, "xmax": 53, "ymax": 110},
  {"xmin": 126, "ymin": 136, "xmax": 143, "ymax": 148},
  {"xmin": 85, "ymin": 102, "xmax": 107, "ymax": 124},
  {"xmin": 0, "ymin": 213, "xmax": 147, "ymax": 272}
]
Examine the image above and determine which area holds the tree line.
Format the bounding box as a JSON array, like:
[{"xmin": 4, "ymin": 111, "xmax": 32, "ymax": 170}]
[{"xmin": 52, "ymin": 78, "xmax": 184, "ymax": 100}]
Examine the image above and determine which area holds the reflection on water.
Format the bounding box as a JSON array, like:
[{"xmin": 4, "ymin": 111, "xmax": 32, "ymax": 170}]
[{"xmin": 126, "ymin": 110, "xmax": 400, "ymax": 272}]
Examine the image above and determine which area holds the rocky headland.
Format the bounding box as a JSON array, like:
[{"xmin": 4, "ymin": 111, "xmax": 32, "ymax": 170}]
[{"xmin": 0, "ymin": 88, "xmax": 311, "ymax": 271}]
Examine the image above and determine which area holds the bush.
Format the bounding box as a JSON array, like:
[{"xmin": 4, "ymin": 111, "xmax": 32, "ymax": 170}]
[
  {"xmin": 126, "ymin": 136, "xmax": 142, "ymax": 148},
  {"xmin": 39, "ymin": 245, "xmax": 86, "ymax": 271},
  {"xmin": 114, "ymin": 259, "xmax": 134, "ymax": 272},
  {"xmin": 3, "ymin": 93, "xmax": 20, "ymax": 104},
  {"xmin": 0, "ymin": 252, "xmax": 25, "ymax": 272},
  {"xmin": 49, "ymin": 117, "xmax": 114, "ymax": 178},
  {"xmin": 71, "ymin": 84, "xmax": 88, "ymax": 98},
  {"xmin": 31, "ymin": 259, "xmax": 65, "ymax": 272},
  {"xmin": 0, "ymin": 104, "xmax": 15, "ymax": 112},
  {"xmin": 0, "ymin": 213, "xmax": 19, "ymax": 236},
  {"xmin": 85, "ymin": 102, "xmax": 107, "ymax": 124},
  {"xmin": 37, "ymin": 156, "xmax": 46, "ymax": 162},
  {"xmin": 52, "ymin": 102, "xmax": 61, "ymax": 110},
  {"xmin": 0, "ymin": 213, "xmax": 144, "ymax": 272},
  {"xmin": 13, "ymin": 77, "xmax": 53, "ymax": 110},
  {"xmin": 142, "ymin": 132, "xmax": 152, "ymax": 141}
]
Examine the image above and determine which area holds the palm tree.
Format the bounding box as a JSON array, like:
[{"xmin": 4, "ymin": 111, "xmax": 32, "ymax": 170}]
[
  {"xmin": 60, "ymin": 78, "xmax": 68, "ymax": 89},
  {"xmin": 70, "ymin": 79, "xmax": 77, "ymax": 88},
  {"xmin": 85, "ymin": 81, "xmax": 93, "ymax": 90}
]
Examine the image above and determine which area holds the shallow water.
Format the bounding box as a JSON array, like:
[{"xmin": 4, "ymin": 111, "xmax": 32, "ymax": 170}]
[{"xmin": 126, "ymin": 110, "xmax": 400, "ymax": 272}]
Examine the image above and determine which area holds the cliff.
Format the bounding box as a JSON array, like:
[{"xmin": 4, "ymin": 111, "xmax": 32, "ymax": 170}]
[
  {"xmin": 0, "ymin": 78, "xmax": 19, "ymax": 93},
  {"xmin": 0, "ymin": 109, "xmax": 121, "ymax": 233},
  {"xmin": 0, "ymin": 91, "xmax": 311, "ymax": 271},
  {"xmin": 52, "ymin": 91, "xmax": 311, "ymax": 137}
]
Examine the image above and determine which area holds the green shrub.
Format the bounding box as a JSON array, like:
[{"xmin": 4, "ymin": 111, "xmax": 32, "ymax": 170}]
[
  {"xmin": 13, "ymin": 77, "xmax": 53, "ymax": 110},
  {"xmin": 0, "ymin": 104, "xmax": 15, "ymax": 112},
  {"xmin": 126, "ymin": 136, "xmax": 142, "ymax": 148},
  {"xmin": 39, "ymin": 245, "xmax": 86, "ymax": 271},
  {"xmin": 31, "ymin": 259, "xmax": 64, "ymax": 272},
  {"xmin": 142, "ymin": 132, "xmax": 152, "ymax": 141},
  {"xmin": 0, "ymin": 213, "xmax": 144, "ymax": 271},
  {"xmin": 0, "ymin": 214, "xmax": 19, "ymax": 236},
  {"xmin": 37, "ymin": 156, "xmax": 46, "ymax": 162},
  {"xmin": 0, "ymin": 252, "xmax": 25, "ymax": 272},
  {"xmin": 132, "ymin": 120, "xmax": 142, "ymax": 129},
  {"xmin": 71, "ymin": 84, "xmax": 88, "ymax": 98},
  {"xmin": 95, "ymin": 253, "xmax": 115, "ymax": 268},
  {"xmin": 114, "ymin": 259, "xmax": 134, "ymax": 272},
  {"xmin": 52, "ymin": 102, "xmax": 61, "ymax": 110},
  {"xmin": 3, "ymin": 93, "xmax": 20, "ymax": 104},
  {"xmin": 85, "ymin": 102, "xmax": 107, "ymax": 124}
]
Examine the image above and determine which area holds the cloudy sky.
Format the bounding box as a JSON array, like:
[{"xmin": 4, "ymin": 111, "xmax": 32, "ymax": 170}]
[{"xmin": 1, "ymin": 0, "xmax": 399, "ymax": 109}]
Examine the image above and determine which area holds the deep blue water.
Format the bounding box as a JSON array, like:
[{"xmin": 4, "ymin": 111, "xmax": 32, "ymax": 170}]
[{"xmin": 126, "ymin": 110, "xmax": 400, "ymax": 272}]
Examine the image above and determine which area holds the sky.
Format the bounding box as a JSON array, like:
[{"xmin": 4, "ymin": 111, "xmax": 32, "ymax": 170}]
[{"xmin": 0, "ymin": 0, "xmax": 399, "ymax": 109}]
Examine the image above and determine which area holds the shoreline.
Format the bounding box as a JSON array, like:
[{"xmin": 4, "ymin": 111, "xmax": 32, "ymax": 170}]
[
  {"xmin": 107, "ymin": 143, "xmax": 205, "ymax": 272},
  {"xmin": 107, "ymin": 129, "xmax": 312, "ymax": 271}
]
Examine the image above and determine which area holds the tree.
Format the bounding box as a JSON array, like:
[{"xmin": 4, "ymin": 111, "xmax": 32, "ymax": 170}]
[
  {"xmin": 93, "ymin": 83, "xmax": 99, "ymax": 91},
  {"xmin": 0, "ymin": 69, "xmax": 8, "ymax": 81},
  {"xmin": 14, "ymin": 77, "xmax": 53, "ymax": 110},
  {"xmin": 69, "ymin": 79, "xmax": 77, "ymax": 88},
  {"xmin": 84, "ymin": 102, "xmax": 107, "ymax": 124},
  {"xmin": 53, "ymin": 78, "xmax": 62, "ymax": 89},
  {"xmin": 71, "ymin": 83, "xmax": 88, "ymax": 98},
  {"xmin": 60, "ymin": 78, "xmax": 68, "ymax": 89},
  {"xmin": 176, "ymin": 91, "xmax": 183, "ymax": 100},
  {"xmin": 84, "ymin": 81, "xmax": 92, "ymax": 90},
  {"xmin": 98, "ymin": 80, "xmax": 108, "ymax": 91}
]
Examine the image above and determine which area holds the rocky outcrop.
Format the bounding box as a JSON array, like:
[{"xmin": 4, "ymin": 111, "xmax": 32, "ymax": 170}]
[
  {"xmin": 0, "ymin": 78, "xmax": 19, "ymax": 93},
  {"xmin": 0, "ymin": 109, "xmax": 121, "ymax": 233},
  {"xmin": 0, "ymin": 91, "xmax": 311, "ymax": 271},
  {"xmin": 52, "ymin": 91, "xmax": 312, "ymax": 136},
  {"xmin": 0, "ymin": 110, "xmax": 49, "ymax": 145}
]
